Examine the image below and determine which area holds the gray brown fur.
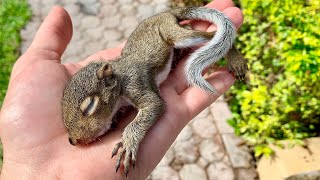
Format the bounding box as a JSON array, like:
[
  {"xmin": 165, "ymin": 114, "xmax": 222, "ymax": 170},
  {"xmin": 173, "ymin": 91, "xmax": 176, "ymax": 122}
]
[{"xmin": 62, "ymin": 7, "xmax": 248, "ymax": 176}]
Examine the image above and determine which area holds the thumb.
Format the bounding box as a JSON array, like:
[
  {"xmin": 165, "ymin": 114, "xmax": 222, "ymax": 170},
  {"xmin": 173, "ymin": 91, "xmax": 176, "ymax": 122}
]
[
  {"xmin": 29, "ymin": 6, "xmax": 73, "ymax": 59},
  {"xmin": 12, "ymin": 6, "xmax": 73, "ymax": 78}
]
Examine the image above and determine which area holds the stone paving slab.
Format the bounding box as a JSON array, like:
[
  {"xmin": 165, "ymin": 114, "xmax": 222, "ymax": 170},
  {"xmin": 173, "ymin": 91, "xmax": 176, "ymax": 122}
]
[
  {"xmin": 258, "ymin": 138, "xmax": 320, "ymax": 180},
  {"xmin": 210, "ymin": 102, "xmax": 235, "ymax": 134},
  {"xmin": 20, "ymin": 0, "xmax": 258, "ymax": 179}
]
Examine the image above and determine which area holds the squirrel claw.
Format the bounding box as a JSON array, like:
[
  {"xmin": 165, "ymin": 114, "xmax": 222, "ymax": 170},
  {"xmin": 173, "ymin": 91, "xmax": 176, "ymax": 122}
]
[
  {"xmin": 124, "ymin": 169, "xmax": 129, "ymax": 178},
  {"xmin": 236, "ymin": 74, "xmax": 245, "ymax": 81},
  {"xmin": 115, "ymin": 148, "xmax": 125, "ymax": 173},
  {"xmin": 112, "ymin": 142, "xmax": 123, "ymax": 158},
  {"xmin": 116, "ymin": 165, "xmax": 120, "ymax": 173},
  {"xmin": 112, "ymin": 139, "xmax": 138, "ymax": 176},
  {"xmin": 123, "ymin": 151, "xmax": 132, "ymax": 177}
]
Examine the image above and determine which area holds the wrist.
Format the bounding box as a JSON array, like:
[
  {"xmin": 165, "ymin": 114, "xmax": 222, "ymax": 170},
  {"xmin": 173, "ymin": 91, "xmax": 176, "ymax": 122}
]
[
  {"xmin": 1, "ymin": 161, "xmax": 31, "ymax": 180},
  {"xmin": 0, "ymin": 160, "xmax": 54, "ymax": 180}
]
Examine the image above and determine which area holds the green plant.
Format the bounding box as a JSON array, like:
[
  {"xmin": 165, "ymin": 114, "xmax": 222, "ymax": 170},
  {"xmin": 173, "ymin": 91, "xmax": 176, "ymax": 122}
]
[
  {"xmin": 0, "ymin": 0, "xmax": 31, "ymax": 106},
  {"xmin": 227, "ymin": 0, "xmax": 320, "ymax": 157},
  {"xmin": 0, "ymin": 0, "xmax": 32, "ymax": 168}
]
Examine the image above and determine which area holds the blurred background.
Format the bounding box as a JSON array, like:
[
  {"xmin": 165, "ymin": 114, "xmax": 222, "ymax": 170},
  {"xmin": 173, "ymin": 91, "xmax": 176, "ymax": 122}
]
[{"xmin": 0, "ymin": 0, "xmax": 319, "ymax": 179}]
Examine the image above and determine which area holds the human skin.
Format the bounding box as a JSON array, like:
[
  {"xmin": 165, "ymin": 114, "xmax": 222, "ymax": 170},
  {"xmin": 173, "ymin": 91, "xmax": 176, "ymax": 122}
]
[{"xmin": 0, "ymin": 0, "xmax": 243, "ymax": 179}]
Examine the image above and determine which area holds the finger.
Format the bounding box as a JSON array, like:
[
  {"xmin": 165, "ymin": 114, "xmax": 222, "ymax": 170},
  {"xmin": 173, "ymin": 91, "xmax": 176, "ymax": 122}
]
[
  {"xmin": 180, "ymin": 69, "xmax": 235, "ymax": 118},
  {"xmin": 169, "ymin": 7, "xmax": 243, "ymax": 94},
  {"xmin": 162, "ymin": 54, "xmax": 189, "ymax": 95},
  {"xmin": 63, "ymin": 63, "xmax": 83, "ymax": 77},
  {"xmin": 63, "ymin": 47, "xmax": 122, "ymax": 77},
  {"xmin": 117, "ymin": 40, "xmax": 127, "ymax": 49},
  {"xmin": 65, "ymin": 42, "xmax": 125, "ymax": 77},
  {"xmin": 77, "ymin": 42, "xmax": 125, "ymax": 67},
  {"xmin": 29, "ymin": 6, "xmax": 72, "ymax": 61},
  {"xmin": 12, "ymin": 6, "xmax": 73, "ymax": 79},
  {"xmin": 135, "ymin": 70, "xmax": 235, "ymax": 178},
  {"xmin": 63, "ymin": 46, "xmax": 122, "ymax": 78},
  {"xmin": 207, "ymin": 7, "xmax": 244, "ymax": 31},
  {"xmin": 192, "ymin": 0, "xmax": 235, "ymax": 31},
  {"xmin": 207, "ymin": 0, "xmax": 235, "ymax": 11}
]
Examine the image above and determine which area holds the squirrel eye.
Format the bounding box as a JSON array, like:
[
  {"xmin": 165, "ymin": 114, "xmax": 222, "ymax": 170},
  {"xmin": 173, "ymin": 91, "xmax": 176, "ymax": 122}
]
[{"xmin": 80, "ymin": 96, "xmax": 100, "ymax": 116}]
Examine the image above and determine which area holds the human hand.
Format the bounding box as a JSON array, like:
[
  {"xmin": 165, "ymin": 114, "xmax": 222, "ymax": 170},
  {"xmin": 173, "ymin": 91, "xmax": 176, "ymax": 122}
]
[{"xmin": 0, "ymin": 0, "xmax": 243, "ymax": 179}]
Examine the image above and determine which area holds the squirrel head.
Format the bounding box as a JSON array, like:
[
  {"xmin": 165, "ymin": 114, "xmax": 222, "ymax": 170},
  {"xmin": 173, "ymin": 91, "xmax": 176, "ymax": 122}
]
[{"xmin": 62, "ymin": 62, "xmax": 121, "ymax": 145}]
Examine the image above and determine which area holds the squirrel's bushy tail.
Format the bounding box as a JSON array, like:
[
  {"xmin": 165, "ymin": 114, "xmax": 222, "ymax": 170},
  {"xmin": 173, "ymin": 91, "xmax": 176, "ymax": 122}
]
[{"xmin": 170, "ymin": 7, "xmax": 236, "ymax": 94}]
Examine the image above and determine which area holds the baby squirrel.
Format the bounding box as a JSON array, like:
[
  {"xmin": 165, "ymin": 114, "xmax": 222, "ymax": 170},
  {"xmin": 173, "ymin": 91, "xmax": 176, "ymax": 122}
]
[{"xmin": 62, "ymin": 7, "xmax": 248, "ymax": 176}]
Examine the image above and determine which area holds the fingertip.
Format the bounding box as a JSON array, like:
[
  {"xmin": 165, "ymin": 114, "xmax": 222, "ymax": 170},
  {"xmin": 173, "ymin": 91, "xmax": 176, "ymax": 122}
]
[
  {"xmin": 223, "ymin": 7, "xmax": 244, "ymax": 29},
  {"xmin": 206, "ymin": 70, "xmax": 236, "ymax": 93},
  {"xmin": 205, "ymin": 0, "xmax": 235, "ymax": 11},
  {"xmin": 30, "ymin": 6, "xmax": 73, "ymax": 58},
  {"xmin": 51, "ymin": 5, "xmax": 70, "ymax": 17},
  {"xmin": 116, "ymin": 41, "xmax": 127, "ymax": 49},
  {"xmin": 49, "ymin": 5, "xmax": 73, "ymax": 32},
  {"xmin": 78, "ymin": 47, "xmax": 122, "ymax": 66},
  {"xmin": 64, "ymin": 62, "xmax": 83, "ymax": 76},
  {"xmin": 192, "ymin": 0, "xmax": 240, "ymax": 31},
  {"xmin": 181, "ymin": 70, "xmax": 235, "ymax": 118},
  {"xmin": 52, "ymin": 5, "xmax": 73, "ymax": 41}
]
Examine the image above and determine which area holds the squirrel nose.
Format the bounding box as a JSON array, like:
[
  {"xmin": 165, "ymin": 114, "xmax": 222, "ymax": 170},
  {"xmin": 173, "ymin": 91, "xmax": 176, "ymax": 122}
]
[{"xmin": 68, "ymin": 137, "xmax": 78, "ymax": 146}]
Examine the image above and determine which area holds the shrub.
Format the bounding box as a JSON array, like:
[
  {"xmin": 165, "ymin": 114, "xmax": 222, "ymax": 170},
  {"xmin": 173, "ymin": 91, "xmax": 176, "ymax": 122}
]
[
  {"xmin": 0, "ymin": 0, "xmax": 31, "ymax": 168},
  {"xmin": 228, "ymin": 0, "xmax": 320, "ymax": 156},
  {"xmin": 170, "ymin": 0, "xmax": 320, "ymax": 156}
]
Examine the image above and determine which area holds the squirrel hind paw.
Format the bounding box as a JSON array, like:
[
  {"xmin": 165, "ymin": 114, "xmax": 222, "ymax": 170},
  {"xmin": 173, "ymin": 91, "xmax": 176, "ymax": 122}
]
[{"xmin": 228, "ymin": 63, "xmax": 248, "ymax": 81}]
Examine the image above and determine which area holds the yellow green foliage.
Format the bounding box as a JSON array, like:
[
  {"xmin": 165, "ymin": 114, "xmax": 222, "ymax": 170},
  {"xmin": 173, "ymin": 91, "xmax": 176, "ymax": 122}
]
[{"xmin": 228, "ymin": 0, "xmax": 320, "ymax": 156}]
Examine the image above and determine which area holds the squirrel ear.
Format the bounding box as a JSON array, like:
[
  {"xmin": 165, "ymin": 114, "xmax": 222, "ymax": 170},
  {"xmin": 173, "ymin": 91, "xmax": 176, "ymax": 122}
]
[{"xmin": 97, "ymin": 63, "xmax": 113, "ymax": 79}]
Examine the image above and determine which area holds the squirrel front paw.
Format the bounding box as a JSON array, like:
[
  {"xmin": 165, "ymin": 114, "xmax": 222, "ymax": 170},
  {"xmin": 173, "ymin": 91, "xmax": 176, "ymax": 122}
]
[{"xmin": 111, "ymin": 138, "xmax": 138, "ymax": 177}]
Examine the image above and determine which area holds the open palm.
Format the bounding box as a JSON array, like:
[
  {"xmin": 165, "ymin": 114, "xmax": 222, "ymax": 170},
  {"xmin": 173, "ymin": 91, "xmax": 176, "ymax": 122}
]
[{"xmin": 0, "ymin": 1, "xmax": 243, "ymax": 179}]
